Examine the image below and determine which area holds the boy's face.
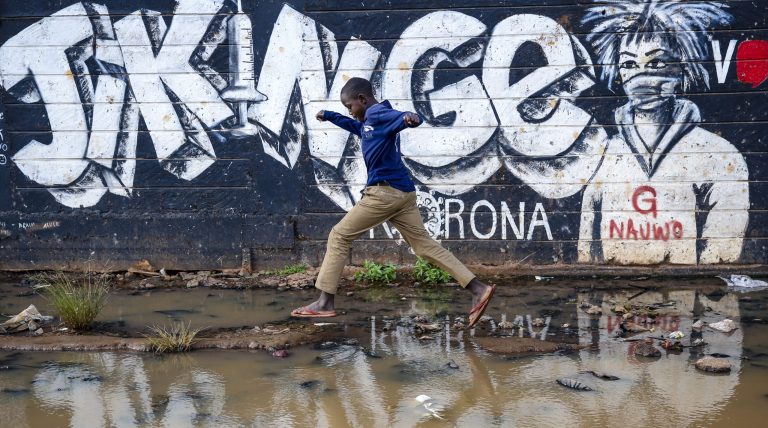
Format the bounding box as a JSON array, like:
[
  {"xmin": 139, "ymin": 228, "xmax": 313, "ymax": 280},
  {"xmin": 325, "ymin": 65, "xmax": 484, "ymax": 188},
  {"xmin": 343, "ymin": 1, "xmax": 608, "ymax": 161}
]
[{"xmin": 340, "ymin": 92, "xmax": 367, "ymax": 122}]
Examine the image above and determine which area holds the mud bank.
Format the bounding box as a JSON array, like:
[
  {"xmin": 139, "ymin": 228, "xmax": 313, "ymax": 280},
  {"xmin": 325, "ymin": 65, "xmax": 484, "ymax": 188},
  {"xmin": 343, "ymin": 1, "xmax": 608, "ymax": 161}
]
[{"xmin": 0, "ymin": 323, "xmax": 341, "ymax": 353}]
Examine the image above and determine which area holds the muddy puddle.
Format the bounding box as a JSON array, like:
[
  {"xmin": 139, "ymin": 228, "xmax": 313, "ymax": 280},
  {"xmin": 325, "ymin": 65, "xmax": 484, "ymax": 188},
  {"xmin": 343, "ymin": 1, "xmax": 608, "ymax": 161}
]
[{"xmin": 2, "ymin": 277, "xmax": 768, "ymax": 426}]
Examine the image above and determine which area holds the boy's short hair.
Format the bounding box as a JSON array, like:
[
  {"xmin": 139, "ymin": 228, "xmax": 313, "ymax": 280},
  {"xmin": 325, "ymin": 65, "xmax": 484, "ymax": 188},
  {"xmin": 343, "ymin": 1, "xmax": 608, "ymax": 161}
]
[{"xmin": 341, "ymin": 77, "xmax": 374, "ymax": 98}]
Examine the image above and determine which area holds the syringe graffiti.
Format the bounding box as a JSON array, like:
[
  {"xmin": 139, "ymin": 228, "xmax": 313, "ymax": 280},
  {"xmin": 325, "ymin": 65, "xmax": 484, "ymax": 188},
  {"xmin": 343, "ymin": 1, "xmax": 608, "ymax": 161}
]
[{"xmin": 0, "ymin": 1, "xmax": 597, "ymax": 209}]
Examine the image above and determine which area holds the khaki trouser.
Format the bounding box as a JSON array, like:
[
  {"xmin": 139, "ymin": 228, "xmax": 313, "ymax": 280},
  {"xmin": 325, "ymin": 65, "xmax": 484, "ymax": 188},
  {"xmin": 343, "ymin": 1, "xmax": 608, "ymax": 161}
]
[{"xmin": 315, "ymin": 185, "xmax": 476, "ymax": 294}]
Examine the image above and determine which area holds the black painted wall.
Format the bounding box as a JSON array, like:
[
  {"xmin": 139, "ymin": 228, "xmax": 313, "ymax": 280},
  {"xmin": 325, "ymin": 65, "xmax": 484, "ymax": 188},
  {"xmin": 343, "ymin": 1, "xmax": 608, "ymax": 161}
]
[{"xmin": 0, "ymin": 0, "xmax": 766, "ymax": 271}]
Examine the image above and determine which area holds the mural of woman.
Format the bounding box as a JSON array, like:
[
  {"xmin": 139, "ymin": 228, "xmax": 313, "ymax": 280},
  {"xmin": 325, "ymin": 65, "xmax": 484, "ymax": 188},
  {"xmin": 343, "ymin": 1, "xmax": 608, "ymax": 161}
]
[{"xmin": 577, "ymin": 0, "xmax": 749, "ymax": 264}]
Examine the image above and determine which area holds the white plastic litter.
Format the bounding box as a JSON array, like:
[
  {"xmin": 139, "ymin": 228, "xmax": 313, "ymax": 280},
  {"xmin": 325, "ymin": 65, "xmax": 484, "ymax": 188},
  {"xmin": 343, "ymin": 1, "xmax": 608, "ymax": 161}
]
[
  {"xmin": 668, "ymin": 331, "xmax": 685, "ymax": 340},
  {"xmin": 415, "ymin": 395, "xmax": 445, "ymax": 420},
  {"xmin": 717, "ymin": 274, "xmax": 768, "ymax": 291}
]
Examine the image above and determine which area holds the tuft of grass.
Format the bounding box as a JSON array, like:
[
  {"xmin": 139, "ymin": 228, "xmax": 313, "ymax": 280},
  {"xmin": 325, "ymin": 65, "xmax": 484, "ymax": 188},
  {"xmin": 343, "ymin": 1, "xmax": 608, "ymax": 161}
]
[
  {"xmin": 265, "ymin": 263, "xmax": 308, "ymax": 276},
  {"xmin": 32, "ymin": 271, "xmax": 110, "ymax": 330},
  {"xmin": 145, "ymin": 322, "xmax": 203, "ymax": 353},
  {"xmin": 412, "ymin": 257, "xmax": 452, "ymax": 285},
  {"xmin": 354, "ymin": 260, "xmax": 397, "ymax": 284}
]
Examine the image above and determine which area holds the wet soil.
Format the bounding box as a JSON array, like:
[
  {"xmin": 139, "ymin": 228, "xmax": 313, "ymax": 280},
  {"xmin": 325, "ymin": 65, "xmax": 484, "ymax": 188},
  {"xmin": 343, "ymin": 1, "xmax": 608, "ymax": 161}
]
[{"xmin": 4, "ymin": 273, "xmax": 768, "ymax": 426}]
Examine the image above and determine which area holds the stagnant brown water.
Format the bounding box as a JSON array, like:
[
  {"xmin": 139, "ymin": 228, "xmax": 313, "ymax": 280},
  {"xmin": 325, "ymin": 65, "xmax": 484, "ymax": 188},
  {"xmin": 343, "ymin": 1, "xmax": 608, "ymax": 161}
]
[{"xmin": 2, "ymin": 278, "xmax": 768, "ymax": 426}]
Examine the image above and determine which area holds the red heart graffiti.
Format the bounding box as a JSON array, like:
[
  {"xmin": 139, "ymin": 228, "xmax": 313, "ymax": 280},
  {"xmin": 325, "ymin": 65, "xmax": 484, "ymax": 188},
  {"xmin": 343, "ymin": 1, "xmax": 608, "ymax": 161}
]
[{"xmin": 736, "ymin": 40, "xmax": 768, "ymax": 88}]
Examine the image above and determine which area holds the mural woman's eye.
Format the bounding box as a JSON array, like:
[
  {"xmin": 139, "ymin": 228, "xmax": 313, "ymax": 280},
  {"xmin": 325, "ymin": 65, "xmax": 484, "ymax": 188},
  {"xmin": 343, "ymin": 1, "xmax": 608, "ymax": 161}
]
[
  {"xmin": 646, "ymin": 59, "xmax": 668, "ymax": 69},
  {"xmin": 620, "ymin": 60, "xmax": 639, "ymax": 69}
]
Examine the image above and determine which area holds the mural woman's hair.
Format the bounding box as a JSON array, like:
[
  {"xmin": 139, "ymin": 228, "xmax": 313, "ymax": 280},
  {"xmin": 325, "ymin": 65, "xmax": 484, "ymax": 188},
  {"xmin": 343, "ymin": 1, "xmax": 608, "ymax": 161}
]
[{"xmin": 582, "ymin": 0, "xmax": 732, "ymax": 92}]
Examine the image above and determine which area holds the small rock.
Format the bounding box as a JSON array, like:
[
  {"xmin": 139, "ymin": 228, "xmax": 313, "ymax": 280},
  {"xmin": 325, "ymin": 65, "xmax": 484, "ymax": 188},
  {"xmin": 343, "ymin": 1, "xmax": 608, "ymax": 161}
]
[
  {"xmin": 613, "ymin": 305, "xmax": 628, "ymax": 314},
  {"xmin": 418, "ymin": 335, "xmax": 434, "ymax": 341},
  {"xmin": 562, "ymin": 323, "xmax": 570, "ymax": 328},
  {"xmin": 346, "ymin": 292, "xmax": 354, "ymax": 297},
  {"xmin": 33, "ymin": 328, "xmax": 44, "ymax": 336},
  {"xmin": 532, "ymin": 318, "xmax": 546, "ymax": 328},
  {"xmin": 634, "ymin": 339, "xmax": 661, "ymax": 358},
  {"xmin": 446, "ymin": 360, "xmax": 459, "ymax": 369},
  {"xmin": 342, "ymin": 338, "xmax": 359, "ymax": 346},
  {"xmin": 272, "ymin": 349, "xmax": 290, "ymax": 358},
  {"xmin": 622, "ymin": 312, "xmax": 634, "ymax": 321},
  {"xmin": 416, "ymin": 323, "xmax": 441, "ymax": 333},
  {"xmin": 692, "ymin": 319, "xmax": 706, "ymax": 330},
  {"xmin": 299, "ymin": 380, "xmax": 320, "ymax": 389},
  {"xmin": 451, "ymin": 321, "xmax": 465, "ymax": 330},
  {"xmin": 498, "ymin": 320, "xmax": 514, "ymax": 329},
  {"xmin": 709, "ymin": 319, "xmax": 737, "ymax": 333},
  {"xmin": 585, "ymin": 305, "xmax": 602, "ymax": 315},
  {"xmin": 622, "ymin": 322, "xmax": 649, "ymax": 333},
  {"xmin": 186, "ymin": 279, "xmax": 200, "ymax": 288},
  {"xmin": 131, "ymin": 259, "xmax": 155, "ymax": 272},
  {"xmin": 695, "ymin": 356, "xmax": 731, "ymax": 373},
  {"xmin": 691, "ymin": 338, "xmax": 707, "ymax": 347},
  {"xmin": 479, "ymin": 315, "xmax": 493, "ymax": 324}
]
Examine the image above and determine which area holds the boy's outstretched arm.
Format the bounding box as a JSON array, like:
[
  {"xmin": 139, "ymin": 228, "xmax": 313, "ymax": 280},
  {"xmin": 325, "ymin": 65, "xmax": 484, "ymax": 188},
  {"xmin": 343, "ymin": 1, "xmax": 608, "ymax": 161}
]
[
  {"xmin": 316, "ymin": 110, "xmax": 362, "ymax": 136},
  {"xmin": 377, "ymin": 109, "xmax": 422, "ymax": 133}
]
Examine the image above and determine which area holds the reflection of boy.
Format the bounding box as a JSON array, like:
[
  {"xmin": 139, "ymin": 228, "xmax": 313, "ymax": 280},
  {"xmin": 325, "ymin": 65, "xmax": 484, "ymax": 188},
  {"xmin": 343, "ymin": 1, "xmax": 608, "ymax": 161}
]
[
  {"xmin": 578, "ymin": 0, "xmax": 748, "ymax": 264},
  {"xmin": 291, "ymin": 78, "xmax": 494, "ymax": 327}
]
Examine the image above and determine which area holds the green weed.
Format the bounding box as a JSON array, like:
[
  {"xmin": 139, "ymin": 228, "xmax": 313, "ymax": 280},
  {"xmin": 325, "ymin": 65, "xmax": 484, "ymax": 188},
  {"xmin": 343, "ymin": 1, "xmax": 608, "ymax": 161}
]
[
  {"xmin": 32, "ymin": 271, "xmax": 110, "ymax": 330},
  {"xmin": 265, "ymin": 263, "xmax": 308, "ymax": 276},
  {"xmin": 412, "ymin": 257, "xmax": 452, "ymax": 285},
  {"xmin": 354, "ymin": 260, "xmax": 397, "ymax": 284},
  {"xmin": 145, "ymin": 322, "xmax": 204, "ymax": 353}
]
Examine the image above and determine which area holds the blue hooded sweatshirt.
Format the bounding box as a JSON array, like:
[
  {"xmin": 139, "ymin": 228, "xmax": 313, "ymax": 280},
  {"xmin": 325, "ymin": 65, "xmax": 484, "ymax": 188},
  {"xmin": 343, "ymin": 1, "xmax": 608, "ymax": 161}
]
[{"xmin": 322, "ymin": 101, "xmax": 419, "ymax": 193}]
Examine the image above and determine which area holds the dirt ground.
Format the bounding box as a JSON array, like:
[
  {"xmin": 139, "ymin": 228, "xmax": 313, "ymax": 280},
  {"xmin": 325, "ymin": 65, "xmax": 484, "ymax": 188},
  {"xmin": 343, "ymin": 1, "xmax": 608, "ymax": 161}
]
[{"xmin": 0, "ymin": 265, "xmax": 756, "ymax": 355}]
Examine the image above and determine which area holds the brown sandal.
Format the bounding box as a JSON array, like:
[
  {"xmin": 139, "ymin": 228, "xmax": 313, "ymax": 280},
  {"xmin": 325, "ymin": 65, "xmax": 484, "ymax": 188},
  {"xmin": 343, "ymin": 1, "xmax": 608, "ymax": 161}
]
[{"xmin": 467, "ymin": 285, "xmax": 496, "ymax": 328}]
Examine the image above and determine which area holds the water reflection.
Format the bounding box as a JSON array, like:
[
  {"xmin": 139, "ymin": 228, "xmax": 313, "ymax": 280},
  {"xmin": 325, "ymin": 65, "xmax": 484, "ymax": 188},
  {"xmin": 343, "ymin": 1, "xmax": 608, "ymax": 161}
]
[{"xmin": 1, "ymin": 286, "xmax": 763, "ymax": 427}]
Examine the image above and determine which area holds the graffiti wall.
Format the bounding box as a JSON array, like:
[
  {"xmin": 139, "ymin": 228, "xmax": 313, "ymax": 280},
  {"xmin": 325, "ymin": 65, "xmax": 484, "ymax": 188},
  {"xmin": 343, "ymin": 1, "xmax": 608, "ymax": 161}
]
[{"xmin": 1, "ymin": 0, "xmax": 766, "ymax": 270}]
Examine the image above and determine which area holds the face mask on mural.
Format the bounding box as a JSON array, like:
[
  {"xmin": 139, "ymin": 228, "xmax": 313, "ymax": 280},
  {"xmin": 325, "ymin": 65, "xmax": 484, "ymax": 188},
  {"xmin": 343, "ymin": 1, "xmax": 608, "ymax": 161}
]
[
  {"xmin": 621, "ymin": 74, "xmax": 679, "ymax": 109},
  {"xmin": 618, "ymin": 36, "xmax": 682, "ymax": 109}
]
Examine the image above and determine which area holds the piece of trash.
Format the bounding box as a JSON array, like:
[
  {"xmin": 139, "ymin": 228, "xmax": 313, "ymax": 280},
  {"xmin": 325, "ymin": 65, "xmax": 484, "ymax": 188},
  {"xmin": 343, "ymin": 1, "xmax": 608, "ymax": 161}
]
[
  {"xmin": 415, "ymin": 395, "xmax": 445, "ymax": 420},
  {"xmin": 668, "ymin": 331, "xmax": 685, "ymax": 340},
  {"xmin": 717, "ymin": 274, "xmax": 768, "ymax": 291},
  {"xmin": 692, "ymin": 320, "xmax": 706, "ymax": 330},
  {"xmin": 585, "ymin": 305, "xmax": 602, "ymax": 315},
  {"xmin": 418, "ymin": 335, "xmax": 434, "ymax": 341},
  {"xmin": 535, "ymin": 276, "xmax": 553, "ymax": 282},
  {"xmin": 585, "ymin": 371, "xmax": 619, "ymax": 381},
  {"xmin": 708, "ymin": 319, "xmax": 738, "ymax": 333},
  {"xmin": 556, "ymin": 378, "xmax": 593, "ymax": 391},
  {"xmin": 532, "ymin": 318, "xmax": 546, "ymax": 328},
  {"xmin": 271, "ymin": 349, "xmax": 290, "ymax": 358},
  {"xmin": 661, "ymin": 339, "xmax": 683, "ymax": 351},
  {"xmin": 562, "ymin": 323, "xmax": 570, "ymax": 328},
  {"xmin": 0, "ymin": 305, "xmax": 53, "ymax": 334},
  {"xmin": 313, "ymin": 323, "xmax": 336, "ymax": 327},
  {"xmin": 691, "ymin": 338, "xmax": 707, "ymax": 347},
  {"xmin": 695, "ymin": 356, "xmax": 731, "ymax": 373}
]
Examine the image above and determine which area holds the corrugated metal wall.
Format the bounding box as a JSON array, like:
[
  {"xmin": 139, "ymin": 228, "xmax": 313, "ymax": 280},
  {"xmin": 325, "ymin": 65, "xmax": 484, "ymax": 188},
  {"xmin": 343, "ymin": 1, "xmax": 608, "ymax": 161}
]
[{"xmin": 0, "ymin": 0, "xmax": 766, "ymax": 271}]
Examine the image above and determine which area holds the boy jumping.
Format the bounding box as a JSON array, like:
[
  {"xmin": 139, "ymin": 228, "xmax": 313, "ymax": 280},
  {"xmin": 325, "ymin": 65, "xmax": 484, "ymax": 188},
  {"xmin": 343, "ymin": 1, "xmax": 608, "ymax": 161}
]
[{"xmin": 291, "ymin": 77, "xmax": 495, "ymax": 328}]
